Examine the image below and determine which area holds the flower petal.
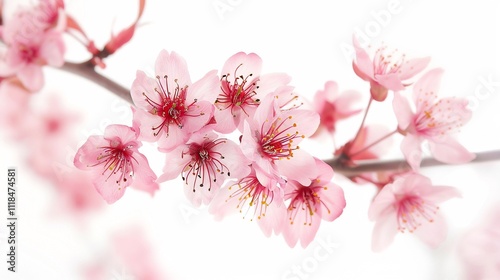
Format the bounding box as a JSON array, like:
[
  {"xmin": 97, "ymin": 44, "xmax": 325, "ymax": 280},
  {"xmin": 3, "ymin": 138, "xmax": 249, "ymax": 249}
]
[
  {"xmin": 393, "ymin": 92, "xmax": 414, "ymax": 130},
  {"xmin": 371, "ymin": 212, "xmax": 398, "ymax": 252},
  {"xmin": 413, "ymin": 68, "xmax": 444, "ymax": 113},
  {"xmin": 429, "ymin": 136, "xmax": 476, "ymax": 164},
  {"xmin": 398, "ymin": 56, "xmax": 431, "ymax": 80},
  {"xmin": 401, "ymin": 134, "xmax": 423, "ymax": 170}
]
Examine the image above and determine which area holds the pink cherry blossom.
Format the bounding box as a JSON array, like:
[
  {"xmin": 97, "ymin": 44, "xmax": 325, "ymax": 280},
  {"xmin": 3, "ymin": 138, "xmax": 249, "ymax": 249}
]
[
  {"xmin": 158, "ymin": 131, "xmax": 250, "ymax": 207},
  {"xmin": 74, "ymin": 124, "xmax": 159, "ymax": 204},
  {"xmin": 84, "ymin": 226, "xmax": 168, "ymax": 280},
  {"xmin": 368, "ymin": 173, "xmax": 460, "ymax": 251},
  {"xmin": 459, "ymin": 204, "xmax": 500, "ymax": 280},
  {"xmin": 209, "ymin": 166, "xmax": 286, "ymax": 237},
  {"xmin": 0, "ymin": 2, "xmax": 66, "ymax": 92},
  {"xmin": 240, "ymin": 94, "xmax": 319, "ymax": 186},
  {"xmin": 131, "ymin": 50, "xmax": 219, "ymax": 152},
  {"xmin": 54, "ymin": 168, "xmax": 104, "ymax": 214},
  {"xmin": 0, "ymin": 79, "xmax": 31, "ymax": 138},
  {"xmin": 213, "ymin": 52, "xmax": 291, "ymax": 133},
  {"xmin": 282, "ymin": 158, "xmax": 345, "ymax": 248},
  {"xmin": 393, "ymin": 68, "xmax": 475, "ymax": 170},
  {"xmin": 313, "ymin": 81, "xmax": 362, "ymax": 135},
  {"xmin": 352, "ymin": 36, "xmax": 430, "ymax": 101}
]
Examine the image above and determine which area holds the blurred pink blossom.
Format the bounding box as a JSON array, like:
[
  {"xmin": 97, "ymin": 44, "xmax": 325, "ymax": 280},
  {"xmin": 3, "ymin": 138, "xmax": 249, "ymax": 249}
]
[{"xmin": 313, "ymin": 81, "xmax": 362, "ymax": 135}]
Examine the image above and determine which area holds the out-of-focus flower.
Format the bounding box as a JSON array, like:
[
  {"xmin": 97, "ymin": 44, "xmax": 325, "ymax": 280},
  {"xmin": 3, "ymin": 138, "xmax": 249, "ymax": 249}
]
[
  {"xmin": 84, "ymin": 226, "xmax": 168, "ymax": 280},
  {"xmin": 74, "ymin": 124, "xmax": 159, "ymax": 203},
  {"xmin": 282, "ymin": 158, "xmax": 345, "ymax": 248},
  {"xmin": 334, "ymin": 124, "xmax": 392, "ymax": 166},
  {"xmin": 352, "ymin": 36, "xmax": 430, "ymax": 102},
  {"xmin": 240, "ymin": 95, "xmax": 319, "ymax": 186},
  {"xmin": 209, "ymin": 166, "xmax": 286, "ymax": 237},
  {"xmin": 158, "ymin": 131, "xmax": 250, "ymax": 207},
  {"xmin": 393, "ymin": 68, "xmax": 475, "ymax": 170},
  {"xmin": 54, "ymin": 168, "xmax": 104, "ymax": 214},
  {"xmin": 0, "ymin": 2, "xmax": 65, "ymax": 92},
  {"xmin": 0, "ymin": 79, "xmax": 31, "ymax": 138},
  {"xmin": 368, "ymin": 173, "xmax": 460, "ymax": 251},
  {"xmin": 131, "ymin": 50, "xmax": 219, "ymax": 152},
  {"xmin": 313, "ymin": 81, "xmax": 362, "ymax": 135},
  {"xmin": 459, "ymin": 204, "xmax": 500, "ymax": 280},
  {"xmin": 213, "ymin": 52, "xmax": 291, "ymax": 133}
]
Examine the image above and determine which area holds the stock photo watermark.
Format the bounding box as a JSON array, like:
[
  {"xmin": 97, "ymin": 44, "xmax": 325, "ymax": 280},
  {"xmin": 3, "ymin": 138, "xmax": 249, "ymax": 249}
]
[
  {"xmin": 465, "ymin": 74, "xmax": 500, "ymax": 111},
  {"xmin": 339, "ymin": 0, "xmax": 413, "ymax": 62},
  {"xmin": 212, "ymin": 0, "xmax": 244, "ymax": 20},
  {"xmin": 281, "ymin": 235, "xmax": 340, "ymax": 280}
]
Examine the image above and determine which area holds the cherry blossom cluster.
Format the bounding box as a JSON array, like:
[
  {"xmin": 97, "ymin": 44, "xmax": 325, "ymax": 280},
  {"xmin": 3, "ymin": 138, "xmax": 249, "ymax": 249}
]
[{"xmin": 0, "ymin": 0, "xmax": 477, "ymax": 251}]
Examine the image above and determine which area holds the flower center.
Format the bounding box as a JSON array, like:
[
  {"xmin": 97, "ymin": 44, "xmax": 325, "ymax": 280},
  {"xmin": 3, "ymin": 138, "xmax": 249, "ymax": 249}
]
[
  {"xmin": 181, "ymin": 139, "xmax": 230, "ymax": 192},
  {"xmin": 215, "ymin": 64, "xmax": 260, "ymax": 117},
  {"xmin": 260, "ymin": 116, "xmax": 304, "ymax": 161},
  {"xmin": 226, "ymin": 176, "xmax": 274, "ymax": 221},
  {"xmin": 414, "ymin": 98, "xmax": 466, "ymax": 137},
  {"xmin": 396, "ymin": 195, "xmax": 439, "ymax": 233},
  {"xmin": 287, "ymin": 182, "xmax": 330, "ymax": 226},
  {"xmin": 142, "ymin": 75, "xmax": 200, "ymax": 137},
  {"xmin": 91, "ymin": 144, "xmax": 136, "ymax": 187},
  {"xmin": 373, "ymin": 46, "xmax": 405, "ymax": 75}
]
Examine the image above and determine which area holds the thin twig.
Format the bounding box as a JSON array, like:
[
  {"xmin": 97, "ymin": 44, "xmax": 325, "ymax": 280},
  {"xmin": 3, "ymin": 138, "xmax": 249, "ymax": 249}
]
[
  {"xmin": 59, "ymin": 61, "xmax": 133, "ymax": 104},
  {"xmin": 327, "ymin": 150, "xmax": 500, "ymax": 177}
]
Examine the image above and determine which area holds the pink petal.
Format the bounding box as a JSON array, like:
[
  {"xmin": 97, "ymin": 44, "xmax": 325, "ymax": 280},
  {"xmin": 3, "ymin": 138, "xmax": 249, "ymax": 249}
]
[
  {"xmin": 413, "ymin": 68, "xmax": 444, "ymax": 112},
  {"xmin": 368, "ymin": 183, "xmax": 396, "ymax": 221},
  {"xmin": 156, "ymin": 124, "xmax": 186, "ymax": 152},
  {"xmin": 398, "ymin": 56, "xmax": 431, "ymax": 80},
  {"xmin": 92, "ymin": 171, "xmax": 130, "ymax": 204},
  {"xmin": 256, "ymin": 73, "xmax": 292, "ymax": 96},
  {"xmin": 39, "ymin": 31, "xmax": 65, "ymax": 66},
  {"xmin": 130, "ymin": 152, "xmax": 159, "ymax": 196},
  {"xmin": 18, "ymin": 64, "xmax": 44, "ymax": 92},
  {"xmin": 155, "ymin": 50, "xmax": 191, "ymax": 88},
  {"xmin": 207, "ymin": 183, "xmax": 240, "ymax": 220},
  {"xmin": 429, "ymin": 136, "xmax": 476, "ymax": 164},
  {"xmin": 187, "ymin": 70, "xmax": 219, "ymax": 102},
  {"xmin": 131, "ymin": 70, "xmax": 160, "ymax": 110},
  {"xmin": 257, "ymin": 198, "xmax": 286, "ymax": 237},
  {"xmin": 181, "ymin": 100, "xmax": 214, "ymax": 134},
  {"xmin": 157, "ymin": 146, "xmax": 189, "ymax": 183},
  {"xmin": 103, "ymin": 124, "xmax": 138, "ymax": 146},
  {"xmin": 420, "ymin": 185, "xmax": 461, "ymax": 204},
  {"xmin": 413, "ymin": 213, "xmax": 447, "ymax": 248},
  {"xmin": 213, "ymin": 107, "xmax": 238, "ymax": 134},
  {"xmin": 73, "ymin": 135, "xmax": 108, "ymax": 169},
  {"xmin": 400, "ymin": 134, "xmax": 423, "ymax": 170},
  {"xmin": 317, "ymin": 183, "xmax": 345, "ymax": 222},
  {"xmin": 132, "ymin": 108, "xmax": 164, "ymax": 142},
  {"xmin": 283, "ymin": 209, "xmax": 322, "ymax": 248},
  {"xmin": 371, "ymin": 212, "xmax": 398, "ymax": 252},
  {"xmin": 352, "ymin": 36, "xmax": 374, "ymax": 79},
  {"xmin": 392, "ymin": 92, "xmax": 414, "ymax": 130},
  {"xmin": 374, "ymin": 72, "xmax": 405, "ymax": 92},
  {"xmin": 276, "ymin": 149, "xmax": 315, "ymax": 186},
  {"xmin": 394, "ymin": 173, "xmax": 432, "ymax": 194},
  {"xmin": 221, "ymin": 52, "xmax": 262, "ymax": 79}
]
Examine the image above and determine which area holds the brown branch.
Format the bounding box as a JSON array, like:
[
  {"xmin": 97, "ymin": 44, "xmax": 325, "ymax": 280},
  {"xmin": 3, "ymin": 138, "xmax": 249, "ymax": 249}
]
[
  {"xmin": 327, "ymin": 150, "xmax": 500, "ymax": 177},
  {"xmin": 59, "ymin": 61, "xmax": 133, "ymax": 104}
]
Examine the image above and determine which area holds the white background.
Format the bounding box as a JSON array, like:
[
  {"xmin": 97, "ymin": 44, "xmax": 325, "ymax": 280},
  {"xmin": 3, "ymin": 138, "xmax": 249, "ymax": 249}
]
[{"xmin": 1, "ymin": 0, "xmax": 499, "ymax": 279}]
